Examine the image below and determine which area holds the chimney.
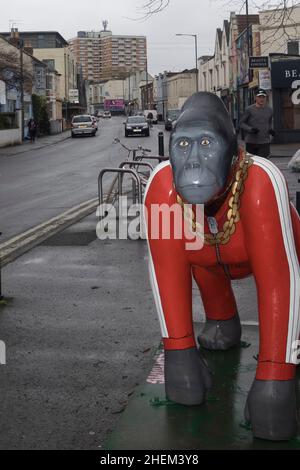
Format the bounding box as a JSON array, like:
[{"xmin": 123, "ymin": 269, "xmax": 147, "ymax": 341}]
[
  {"xmin": 24, "ymin": 40, "xmax": 33, "ymax": 56},
  {"xmin": 10, "ymin": 27, "xmax": 19, "ymax": 39},
  {"xmin": 10, "ymin": 28, "xmax": 20, "ymax": 47}
]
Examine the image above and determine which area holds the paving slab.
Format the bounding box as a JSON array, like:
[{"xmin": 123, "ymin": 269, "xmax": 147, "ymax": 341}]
[{"xmin": 105, "ymin": 327, "xmax": 300, "ymax": 450}]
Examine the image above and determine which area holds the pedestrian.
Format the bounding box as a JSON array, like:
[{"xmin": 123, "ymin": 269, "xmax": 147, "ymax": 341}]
[
  {"xmin": 239, "ymin": 89, "xmax": 274, "ymax": 158},
  {"xmin": 28, "ymin": 118, "xmax": 37, "ymax": 143},
  {"xmin": 147, "ymin": 112, "xmax": 153, "ymax": 128}
]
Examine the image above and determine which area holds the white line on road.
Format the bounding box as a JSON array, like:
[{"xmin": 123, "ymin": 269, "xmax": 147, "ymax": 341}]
[{"xmin": 0, "ymin": 198, "xmax": 99, "ymax": 266}]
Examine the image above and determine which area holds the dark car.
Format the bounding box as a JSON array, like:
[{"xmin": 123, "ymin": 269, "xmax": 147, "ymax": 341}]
[
  {"xmin": 124, "ymin": 116, "xmax": 150, "ymax": 137},
  {"xmin": 165, "ymin": 109, "xmax": 181, "ymax": 131}
]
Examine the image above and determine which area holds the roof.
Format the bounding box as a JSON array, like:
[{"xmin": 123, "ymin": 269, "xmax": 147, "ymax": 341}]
[
  {"xmin": 199, "ymin": 55, "xmax": 214, "ymax": 62},
  {"xmin": 217, "ymin": 28, "xmax": 222, "ymax": 49},
  {"xmin": 0, "ymin": 31, "xmax": 68, "ymax": 46},
  {"xmin": 236, "ymin": 14, "xmax": 260, "ymax": 34},
  {"xmin": 224, "ymin": 20, "xmax": 230, "ymax": 44}
]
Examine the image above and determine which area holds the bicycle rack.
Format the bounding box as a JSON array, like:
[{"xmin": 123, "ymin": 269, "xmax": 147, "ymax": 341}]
[
  {"xmin": 133, "ymin": 155, "xmax": 169, "ymax": 164},
  {"xmin": 98, "ymin": 167, "xmax": 143, "ymax": 209},
  {"xmin": 98, "ymin": 168, "xmax": 144, "ymax": 239},
  {"xmin": 119, "ymin": 161, "xmax": 154, "ymax": 204}
]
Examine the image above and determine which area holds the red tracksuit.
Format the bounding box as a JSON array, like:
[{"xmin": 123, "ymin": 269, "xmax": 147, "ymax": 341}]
[{"xmin": 144, "ymin": 155, "xmax": 300, "ymax": 381}]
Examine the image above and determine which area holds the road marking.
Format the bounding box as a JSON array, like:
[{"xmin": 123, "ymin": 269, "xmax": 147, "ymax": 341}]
[{"xmin": 0, "ymin": 198, "xmax": 98, "ymax": 266}]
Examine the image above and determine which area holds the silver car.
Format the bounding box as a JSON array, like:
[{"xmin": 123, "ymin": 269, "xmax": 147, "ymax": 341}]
[{"xmin": 71, "ymin": 115, "xmax": 96, "ymax": 137}]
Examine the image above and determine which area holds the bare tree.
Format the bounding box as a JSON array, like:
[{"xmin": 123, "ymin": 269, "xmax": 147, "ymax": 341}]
[
  {"xmin": 0, "ymin": 48, "xmax": 33, "ymax": 93},
  {"xmin": 138, "ymin": 0, "xmax": 298, "ymax": 17},
  {"xmin": 137, "ymin": 0, "xmax": 300, "ymax": 52},
  {"xmin": 136, "ymin": 0, "xmax": 170, "ymax": 19}
]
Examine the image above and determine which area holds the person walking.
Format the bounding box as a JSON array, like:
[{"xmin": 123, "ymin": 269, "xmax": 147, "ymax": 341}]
[
  {"xmin": 28, "ymin": 118, "xmax": 38, "ymax": 143},
  {"xmin": 239, "ymin": 89, "xmax": 274, "ymax": 158},
  {"xmin": 147, "ymin": 111, "xmax": 153, "ymax": 128}
]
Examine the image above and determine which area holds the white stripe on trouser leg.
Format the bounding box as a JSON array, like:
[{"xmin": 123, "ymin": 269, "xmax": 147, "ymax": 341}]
[
  {"xmin": 143, "ymin": 165, "xmax": 171, "ymax": 340},
  {"xmin": 148, "ymin": 253, "xmax": 169, "ymax": 338},
  {"xmin": 253, "ymin": 156, "xmax": 300, "ymax": 363}
]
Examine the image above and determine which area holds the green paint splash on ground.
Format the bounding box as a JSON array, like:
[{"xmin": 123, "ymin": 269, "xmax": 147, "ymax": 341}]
[
  {"xmin": 150, "ymin": 397, "xmax": 178, "ymax": 407},
  {"xmin": 0, "ymin": 297, "xmax": 13, "ymax": 308}
]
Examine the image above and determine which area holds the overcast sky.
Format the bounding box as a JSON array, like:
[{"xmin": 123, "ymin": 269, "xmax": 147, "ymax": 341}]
[{"xmin": 1, "ymin": 0, "xmax": 259, "ymax": 75}]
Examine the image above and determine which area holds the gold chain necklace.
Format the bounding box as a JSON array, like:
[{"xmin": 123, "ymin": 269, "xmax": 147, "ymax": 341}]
[{"xmin": 176, "ymin": 154, "xmax": 253, "ymax": 245}]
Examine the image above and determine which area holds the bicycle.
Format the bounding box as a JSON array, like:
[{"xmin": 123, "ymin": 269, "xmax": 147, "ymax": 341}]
[{"xmin": 102, "ymin": 139, "xmax": 152, "ymax": 207}]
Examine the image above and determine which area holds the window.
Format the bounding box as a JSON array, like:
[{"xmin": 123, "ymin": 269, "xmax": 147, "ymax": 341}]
[
  {"xmin": 287, "ymin": 41, "xmax": 300, "ymax": 55},
  {"xmin": 42, "ymin": 59, "xmax": 55, "ymax": 71}
]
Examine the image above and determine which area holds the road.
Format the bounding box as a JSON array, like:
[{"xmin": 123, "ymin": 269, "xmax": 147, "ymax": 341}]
[{"xmin": 0, "ymin": 116, "xmax": 169, "ymax": 242}]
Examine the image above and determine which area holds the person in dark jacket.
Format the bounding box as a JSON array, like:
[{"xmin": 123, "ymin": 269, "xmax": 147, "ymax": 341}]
[
  {"xmin": 28, "ymin": 118, "xmax": 38, "ymax": 143},
  {"xmin": 239, "ymin": 89, "xmax": 274, "ymax": 158}
]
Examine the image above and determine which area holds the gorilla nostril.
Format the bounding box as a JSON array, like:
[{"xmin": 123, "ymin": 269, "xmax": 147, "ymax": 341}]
[{"xmin": 184, "ymin": 163, "xmax": 201, "ymax": 170}]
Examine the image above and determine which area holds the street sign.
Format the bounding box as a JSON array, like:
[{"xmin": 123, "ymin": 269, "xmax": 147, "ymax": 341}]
[
  {"xmin": 249, "ymin": 56, "xmax": 269, "ymax": 68},
  {"xmin": 69, "ymin": 89, "xmax": 79, "ymax": 103}
]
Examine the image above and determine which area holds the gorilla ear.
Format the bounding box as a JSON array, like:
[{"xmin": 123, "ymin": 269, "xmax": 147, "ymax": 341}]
[{"xmin": 230, "ymin": 139, "xmax": 238, "ymax": 166}]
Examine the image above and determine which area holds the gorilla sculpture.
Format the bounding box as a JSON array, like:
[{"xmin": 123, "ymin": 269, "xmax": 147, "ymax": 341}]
[{"xmin": 144, "ymin": 92, "xmax": 300, "ymax": 441}]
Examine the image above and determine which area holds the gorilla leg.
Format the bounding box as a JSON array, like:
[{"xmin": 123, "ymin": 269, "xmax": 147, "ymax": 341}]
[
  {"xmin": 192, "ymin": 265, "xmax": 241, "ymax": 350},
  {"xmin": 147, "ymin": 237, "xmax": 212, "ymax": 405}
]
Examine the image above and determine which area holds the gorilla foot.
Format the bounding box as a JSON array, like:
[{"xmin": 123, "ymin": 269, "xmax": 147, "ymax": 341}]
[
  {"xmin": 245, "ymin": 379, "xmax": 298, "ymax": 441},
  {"xmin": 198, "ymin": 314, "xmax": 241, "ymax": 350},
  {"xmin": 164, "ymin": 347, "xmax": 213, "ymax": 406}
]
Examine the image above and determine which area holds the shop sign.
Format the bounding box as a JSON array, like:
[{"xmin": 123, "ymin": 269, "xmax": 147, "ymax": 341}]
[
  {"xmin": 271, "ymin": 59, "xmax": 300, "ymax": 88},
  {"xmin": 249, "ymin": 56, "xmax": 269, "ymax": 68},
  {"xmin": 69, "ymin": 89, "xmax": 79, "ymax": 103}
]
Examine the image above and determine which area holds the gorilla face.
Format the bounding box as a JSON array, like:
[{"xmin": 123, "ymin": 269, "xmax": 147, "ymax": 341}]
[{"xmin": 170, "ymin": 92, "xmax": 237, "ymax": 205}]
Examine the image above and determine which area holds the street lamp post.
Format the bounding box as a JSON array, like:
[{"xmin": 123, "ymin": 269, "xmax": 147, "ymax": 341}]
[
  {"xmin": 176, "ymin": 33, "xmax": 198, "ymax": 92},
  {"xmin": 19, "ymin": 37, "xmax": 25, "ymax": 140}
]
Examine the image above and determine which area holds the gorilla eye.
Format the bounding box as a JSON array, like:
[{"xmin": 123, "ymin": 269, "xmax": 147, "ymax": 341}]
[
  {"xmin": 201, "ymin": 138, "xmax": 210, "ymax": 146},
  {"xmin": 178, "ymin": 139, "xmax": 190, "ymax": 148}
]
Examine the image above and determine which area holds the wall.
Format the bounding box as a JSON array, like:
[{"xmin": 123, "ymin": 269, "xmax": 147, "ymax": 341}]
[
  {"xmin": 167, "ymin": 72, "xmax": 197, "ymax": 110},
  {"xmin": 259, "ymin": 6, "xmax": 300, "ymax": 55},
  {"xmin": 33, "ymin": 47, "xmax": 77, "ymax": 100},
  {"xmin": 0, "ymin": 111, "xmax": 22, "ymax": 147}
]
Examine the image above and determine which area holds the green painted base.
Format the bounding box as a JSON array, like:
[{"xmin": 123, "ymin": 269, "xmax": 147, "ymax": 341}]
[{"xmin": 105, "ymin": 325, "xmax": 300, "ymax": 450}]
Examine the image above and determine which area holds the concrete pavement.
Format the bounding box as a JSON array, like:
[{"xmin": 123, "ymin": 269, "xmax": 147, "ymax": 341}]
[
  {"xmin": 0, "ymin": 213, "xmax": 161, "ymax": 449},
  {"xmin": 0, "ymin": 210, "xmax": 261, "ymax": 450},
  {"xmin": 0, "ymin": 130, "xmax": 71, "ymax": 157}
]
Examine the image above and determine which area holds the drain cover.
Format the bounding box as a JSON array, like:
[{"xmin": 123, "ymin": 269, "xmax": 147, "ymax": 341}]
[{"xmin": 41, "ymin": 231, "xmax": 97, "ymax": 246}]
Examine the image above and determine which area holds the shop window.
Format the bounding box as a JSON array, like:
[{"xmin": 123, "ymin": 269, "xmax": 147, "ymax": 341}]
[{"xmin": 279, "ymin": 88, "xmax": 300, "ymax": 129}]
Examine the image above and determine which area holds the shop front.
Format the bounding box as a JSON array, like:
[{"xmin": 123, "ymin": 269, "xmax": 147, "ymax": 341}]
[{"xmin": 271, "ymin": 55, "xmax": 300, "ymax": 143}]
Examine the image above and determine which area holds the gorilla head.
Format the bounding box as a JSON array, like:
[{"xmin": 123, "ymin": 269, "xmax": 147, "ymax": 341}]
[{"xmin": 170, "ymin": 92, "xmax": 237, "ymax": 205}]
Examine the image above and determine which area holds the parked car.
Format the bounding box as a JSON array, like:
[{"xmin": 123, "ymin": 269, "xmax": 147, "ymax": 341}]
[
  {"xmin": 71, "ymin": 115, "xmax": 97, "ymax": 137},
  {"xmin": 124, "ymin": 116, "xmax": 150, "ymax": 137},
  {"xmin": 103, "ymin": 111, "xmax": 112, "ymax": 118},
  {"xmin": 98, "ymin": 111, "xmax": 104, "ymax": 118},
  {"xmin": 165, "ymin": 109, "xmax": 181, "ymax": 131}
]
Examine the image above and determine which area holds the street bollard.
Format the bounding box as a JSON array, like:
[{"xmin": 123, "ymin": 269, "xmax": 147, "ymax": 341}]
[{"xmin": 158, "ymin": 132, "xmax": 164, "ymax": 157}]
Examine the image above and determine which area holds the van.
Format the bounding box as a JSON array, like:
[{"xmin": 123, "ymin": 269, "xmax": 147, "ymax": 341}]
[{"xmin": 143, "ymin": 109, "xmax": 158, "ymax": 124}]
